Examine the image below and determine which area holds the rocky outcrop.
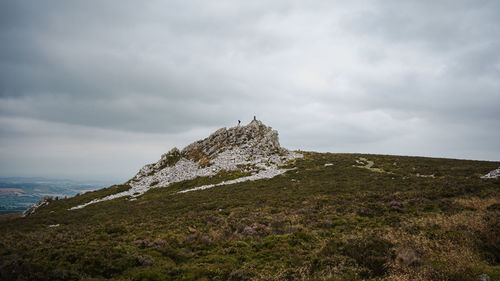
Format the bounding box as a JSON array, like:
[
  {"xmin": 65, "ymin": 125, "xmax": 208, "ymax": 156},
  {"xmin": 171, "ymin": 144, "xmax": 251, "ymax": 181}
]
[
  {"xmin": 134, "ymin": 119, "xmax": 285, "ymax": 179},
  {"xmin": 23, "ymin": 197, "xmax": 51, "ymax": 217},
  {"xmin": 131, "ymin": 119, "xmax": 295, "ymax": 187},
  {"xmin": 70, "ymin": 119, "xmax": 302, "ymax": 210},
  {"xmin": 481, "ymin": 167, "xmax": 500, "ymax": 179}
]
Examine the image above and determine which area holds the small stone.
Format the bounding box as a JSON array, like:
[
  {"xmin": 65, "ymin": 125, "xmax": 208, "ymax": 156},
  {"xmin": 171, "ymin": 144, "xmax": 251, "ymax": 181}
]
[
  {"xmin": 395, "ymin": 247, "xmax": 418, "ymax": 267},
  {"xmin": 478, "ymin": 274, "xmax": 490, "ymax": 281},
  {"xmin": 23, "ymin": 197, "xmax": 51, "ymax": 217}
]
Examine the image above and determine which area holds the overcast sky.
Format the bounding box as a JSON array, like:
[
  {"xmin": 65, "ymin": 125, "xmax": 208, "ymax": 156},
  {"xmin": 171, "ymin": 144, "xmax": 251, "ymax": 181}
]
[{"xmin": 1, "ymin": 0, "xmax": 499, "ymax": 182}]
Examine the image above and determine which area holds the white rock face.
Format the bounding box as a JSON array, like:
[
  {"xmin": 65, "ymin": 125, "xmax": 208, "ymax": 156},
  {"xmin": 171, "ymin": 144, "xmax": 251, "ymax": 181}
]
[
  {"xmin": 178, "ymin": 167, "xmax": 295, "ymax": 194},
  {"xmin": 23, "ymin": 198, "xmax": 50, "ymax": 217},
  {"xmin": 481, "ymin": 167, "xmax": 500, "ymax": 179},
  {"xmin": 70, "ymin": 119, "xmax": 302, "ymax": 210}
]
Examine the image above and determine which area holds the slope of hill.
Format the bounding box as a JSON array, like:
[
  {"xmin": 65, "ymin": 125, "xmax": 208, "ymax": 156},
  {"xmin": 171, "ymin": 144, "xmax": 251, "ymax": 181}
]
[
  {"xmin": 0, "ymin": 122, "xmax": 499, "ymax": 280},
  {"xmin": 68, "ymin": 119, "xmax": 301, "ymax": 210}
]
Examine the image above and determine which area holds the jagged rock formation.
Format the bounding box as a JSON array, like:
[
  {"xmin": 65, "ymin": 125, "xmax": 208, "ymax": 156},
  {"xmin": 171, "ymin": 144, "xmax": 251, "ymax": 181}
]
[
  {"xmin": 23, "ymin": 197, "xmax": 50, "ymax": 217},
  {"xmin": 70, "ymin": 119, "xmax": 302, "ymax": 210},
  {"xmin": 481, "ymin": 167, "xmax": 500, "ymax": 179},
  {"xmin": 133, "ymin": 119, "xmax": 292, "ymax": 185}
]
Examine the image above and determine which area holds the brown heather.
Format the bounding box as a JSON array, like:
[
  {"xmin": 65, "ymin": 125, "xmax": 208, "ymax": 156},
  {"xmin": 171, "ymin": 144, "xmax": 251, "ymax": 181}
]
[{"xmin": 0, "ymin": 152, "xmax": 499, "ymax": 280}]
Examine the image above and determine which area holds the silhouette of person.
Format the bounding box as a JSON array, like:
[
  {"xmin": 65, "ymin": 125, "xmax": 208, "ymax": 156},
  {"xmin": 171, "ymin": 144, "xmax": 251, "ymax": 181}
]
[{"xmin": 238, "ymin": 120, "xmax": 241, "ymax": 126}]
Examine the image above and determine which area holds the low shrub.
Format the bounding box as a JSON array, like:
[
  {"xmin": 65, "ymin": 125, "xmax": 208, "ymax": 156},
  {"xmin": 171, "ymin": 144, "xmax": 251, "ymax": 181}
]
[{"xmin": 341, "ymin": 234, "xmax": 393, "ymax": 277}]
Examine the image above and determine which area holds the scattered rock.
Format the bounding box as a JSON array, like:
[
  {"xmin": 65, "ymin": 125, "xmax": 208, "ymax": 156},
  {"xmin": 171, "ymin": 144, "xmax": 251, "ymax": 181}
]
[
  {"xmin": 353, "ymin": 157, "xmax": 386, "ymax": 173},
  {"xmin": 177, "ymin": 167, "xmax": 295, "ymax": 194},
  {"xmin": 23, "ymin": 197, "xmax": 51, "ymax": 217},
  {"xmin": 415, "ymin": 173, "xmax": 435, "ymax": 178},
  {"xmin": 324, "ymin": 163, "xmax": 333, "ymax": 167},
  {"xmin": 48, "ymin": 224, "xmax": 60, "ymax": 228},
  {"xmin": 481, "ymin": 167, "xmax": 500, "ymax": 179},
  {"xmin": 478, "ymin": 273, "xmax": 491, "ymax": 281}
]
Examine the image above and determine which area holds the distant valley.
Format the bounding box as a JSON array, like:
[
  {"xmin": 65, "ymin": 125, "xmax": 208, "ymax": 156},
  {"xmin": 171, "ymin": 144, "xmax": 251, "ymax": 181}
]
[{"xmin": 0, "ymin": 177, "xmax": 111, "ymax": 214}]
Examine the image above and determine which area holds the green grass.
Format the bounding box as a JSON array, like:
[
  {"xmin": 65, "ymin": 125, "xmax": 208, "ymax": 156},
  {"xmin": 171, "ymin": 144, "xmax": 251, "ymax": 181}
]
[
  {"xmin": 0, "ymin": 152, "xmax": 499, "ymax": 280},
  {"xmin": 158, "ymin": 149, "xmax": 182, "ymax": 170}
]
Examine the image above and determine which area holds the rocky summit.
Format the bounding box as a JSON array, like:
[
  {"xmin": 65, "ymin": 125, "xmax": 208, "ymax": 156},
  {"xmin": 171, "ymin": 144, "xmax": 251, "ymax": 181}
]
[{"xmin": 70, "ymin": 119, "xmax": 302, "ymax": 209}]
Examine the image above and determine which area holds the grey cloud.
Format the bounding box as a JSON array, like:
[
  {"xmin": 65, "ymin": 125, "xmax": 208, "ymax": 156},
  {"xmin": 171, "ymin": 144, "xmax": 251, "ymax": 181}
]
[
  {"xmin": 344, "ymin": 0, "xmax": 500, "ymax": 50},
  {"xmin": 0, "ymin": 0, "xmax": 499, "ymax": 180}
]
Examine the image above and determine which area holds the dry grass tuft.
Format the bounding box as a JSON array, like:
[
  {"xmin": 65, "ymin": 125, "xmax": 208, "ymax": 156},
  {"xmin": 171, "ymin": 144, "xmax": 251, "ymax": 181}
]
[{"xmin": 453, "ymin": 197, "xmax": 500, "ymax": 211}]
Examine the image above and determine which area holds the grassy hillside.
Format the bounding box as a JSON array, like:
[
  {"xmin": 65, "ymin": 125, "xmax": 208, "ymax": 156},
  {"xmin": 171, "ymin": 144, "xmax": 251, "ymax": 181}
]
[{"xmin": 1, "ymin": 152, "xmax": 499, "ymax": 280}]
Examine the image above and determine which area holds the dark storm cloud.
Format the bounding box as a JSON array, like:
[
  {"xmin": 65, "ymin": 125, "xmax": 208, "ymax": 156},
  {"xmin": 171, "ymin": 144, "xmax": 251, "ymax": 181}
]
[{"xmin": 1, "ymin": 0, "xmax": 499, "ymax": 180}]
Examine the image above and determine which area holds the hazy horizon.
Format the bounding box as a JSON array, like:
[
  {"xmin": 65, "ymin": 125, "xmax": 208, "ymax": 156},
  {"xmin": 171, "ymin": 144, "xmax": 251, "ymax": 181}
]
[{"xmin": 1, "ymin": 1, "xmax": 499, "ymax": 182}]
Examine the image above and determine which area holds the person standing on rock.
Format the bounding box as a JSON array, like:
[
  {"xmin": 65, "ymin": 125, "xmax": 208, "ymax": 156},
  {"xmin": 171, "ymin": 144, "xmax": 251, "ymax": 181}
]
[{"xmin": 238, "ymin": 120, "xmax": 241, "ymax": 126}]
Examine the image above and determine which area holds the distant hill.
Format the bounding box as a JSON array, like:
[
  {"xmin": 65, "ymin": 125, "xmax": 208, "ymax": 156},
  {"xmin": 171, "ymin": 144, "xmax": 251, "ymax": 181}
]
[
  {"xmin": 69, "ymin": 119, "xmax": 301, "ymax": 210},
  {"xmin": 1, "ymin": 120, "xmax": 499, "ymax": 280}
]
